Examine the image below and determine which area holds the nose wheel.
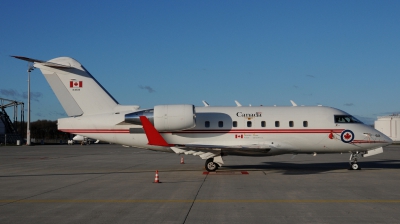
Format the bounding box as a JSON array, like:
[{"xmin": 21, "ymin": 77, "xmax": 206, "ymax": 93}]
[
  {"xmin": 350, "ymin": 162, "xmax": 359, "ymax": 170},
  {"xmin": 349, "ymin": 152, "xmax": 361, "ymax": 170}
]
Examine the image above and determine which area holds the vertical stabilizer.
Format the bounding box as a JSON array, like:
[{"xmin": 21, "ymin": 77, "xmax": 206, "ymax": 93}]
[
  {"xmin": 33, "ymin": 57, "xmax": 118, "ymax": 116},
  {"xmin": 11, "ymin": 56, "xmax": 120, "ymax": 116},
  {"xmin": 12, "ymin": 56, "xmax": 140, "ymax": 117}
]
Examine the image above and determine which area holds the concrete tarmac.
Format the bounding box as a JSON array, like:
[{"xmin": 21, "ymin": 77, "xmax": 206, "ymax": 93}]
[{"xmin": 0, "ymin": 144, "xmax": 399, "ymax": 223}]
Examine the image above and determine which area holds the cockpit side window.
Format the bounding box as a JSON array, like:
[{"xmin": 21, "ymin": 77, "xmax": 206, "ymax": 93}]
[{"xmin": 334, "ymin": 115, "xmax": 363, "ymax": 124}]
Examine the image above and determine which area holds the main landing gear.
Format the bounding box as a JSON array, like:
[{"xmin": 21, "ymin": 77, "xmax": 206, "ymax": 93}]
[
  {"xmin": 349, "ymin": 152, "xmax": 361, "ymax": 170},
  {"xmin": 205, "ymin": 156, "xmax": 224, "ymax": 172},
  {"xmin": 205, "ymin": 158, "xmax": 219, "ymax": 172}
]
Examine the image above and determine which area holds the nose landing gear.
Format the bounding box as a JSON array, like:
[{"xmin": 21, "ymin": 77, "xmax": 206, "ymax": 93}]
[
  {"xmin": 349, "ymin": 152, "xmax": 361, "ymax": 170},
  {"xmin": 350, "ymin": 162, "xmax": 359, "ymax": 170}
]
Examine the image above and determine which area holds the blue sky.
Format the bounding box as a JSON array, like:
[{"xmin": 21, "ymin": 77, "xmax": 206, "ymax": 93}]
[{"xmin": 1, "ymin": 0, "xmax": 399, "ymax": 124}]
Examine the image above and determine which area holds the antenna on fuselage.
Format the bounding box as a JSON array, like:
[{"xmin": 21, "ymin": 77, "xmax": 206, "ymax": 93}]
[
  {"xmin": 234, "ymin": 100, "xmax": 242, "ymax": 107},
  {"xmin": 202, "ymin": 100, "xmax": 209, "ymax": 107},
  {"xmin": 290, "ymin": 100, "xmax": 297, "ymax": 106}
]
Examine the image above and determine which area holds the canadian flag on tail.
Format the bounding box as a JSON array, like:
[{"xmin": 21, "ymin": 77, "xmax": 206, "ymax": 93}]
[{"xmin": 70, "ymin": 80, "xmax": 83, "ymax": 88}]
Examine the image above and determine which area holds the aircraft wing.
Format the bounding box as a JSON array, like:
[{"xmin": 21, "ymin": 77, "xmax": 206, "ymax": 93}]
[
  {"xmin": 170, "ymin": 147, "xmax": 220, "ymax": 159},
  {"xmin": 139, "ymin": 116, "xmax": 278, "ymax": 159},
  {"xmin": 177, "ymin": 143, "xmax": 270, "ymax": 149},
  {"xmin": 170, "ymin": 143, "xmax": 272, "ymax": 159}
]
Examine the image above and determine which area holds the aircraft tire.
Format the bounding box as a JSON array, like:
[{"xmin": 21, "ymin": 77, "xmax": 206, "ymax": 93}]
[
  {"xmin": 205, "ymin": 158, "xmax": 218, "ymax": 172},
  {"xmin": 350, "ymin": 162, "xmax": 360, "ymax": 170}
]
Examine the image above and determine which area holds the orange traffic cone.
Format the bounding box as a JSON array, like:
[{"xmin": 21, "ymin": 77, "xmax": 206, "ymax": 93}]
[
  {"xmin": 180, "ymin": 156, "xmax": 185, "ymax": 164},
  {"xmin": 154, "ymin": 170, "xmax": 160, "ymax": 183}
]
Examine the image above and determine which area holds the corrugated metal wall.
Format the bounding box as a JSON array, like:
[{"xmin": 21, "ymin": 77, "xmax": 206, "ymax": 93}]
[{"xmin": 375, "ymin": 116, "xmax": 400, "ymax": 141}]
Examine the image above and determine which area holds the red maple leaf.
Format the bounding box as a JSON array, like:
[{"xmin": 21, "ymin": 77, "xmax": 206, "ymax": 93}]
[{"xmin": 344, "ymin": 133, "xmax": 352, "ymax": 139}]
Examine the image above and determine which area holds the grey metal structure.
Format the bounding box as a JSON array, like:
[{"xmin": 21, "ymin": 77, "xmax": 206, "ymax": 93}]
[{"xmin": 0, "ymin": 98, "xmax": 24, "ymax": 144}]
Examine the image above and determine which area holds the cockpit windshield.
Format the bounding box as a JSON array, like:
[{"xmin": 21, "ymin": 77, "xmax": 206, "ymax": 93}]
[{"xmin": 334, "ymin": 115, "xmax": 363, "ymax": 124}]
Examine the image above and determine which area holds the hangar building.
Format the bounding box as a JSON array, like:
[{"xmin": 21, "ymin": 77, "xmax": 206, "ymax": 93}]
[{"xmin": 375, "ymin": 115, "xmax": 400, "ymax": 142}]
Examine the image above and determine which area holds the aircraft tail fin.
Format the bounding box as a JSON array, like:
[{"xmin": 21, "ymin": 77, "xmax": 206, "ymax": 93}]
[{"xmin": 12, "ymin": 56, "xmax": 125, "ymax": 117}]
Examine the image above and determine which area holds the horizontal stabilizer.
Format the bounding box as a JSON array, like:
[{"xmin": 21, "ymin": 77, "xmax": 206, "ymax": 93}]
[{"xmin": 11, "ymin": 56, "xmax": 71, "ymax": 68}]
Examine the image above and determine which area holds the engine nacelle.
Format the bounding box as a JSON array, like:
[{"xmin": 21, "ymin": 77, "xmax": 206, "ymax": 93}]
[
  {"xmin": 154, "ymin": 105, "xmax": 196, "ymax": 131},
  {"xmin": 124, "ymin": 104, "xmax": 196, "ymax": 131}
]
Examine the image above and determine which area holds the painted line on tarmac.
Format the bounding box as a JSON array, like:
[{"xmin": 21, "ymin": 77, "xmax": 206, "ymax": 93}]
[{"xmin": 1, "ymin": 199, "xmax": 400, "ymax": 203}]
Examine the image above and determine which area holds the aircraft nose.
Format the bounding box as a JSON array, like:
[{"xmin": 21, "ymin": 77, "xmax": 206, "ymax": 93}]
[
  {"xmin": 384, "ymin": 134, "xmax": 393, "ymax": 145},
  {"xmin": 380, "ymin": 132, "xmax": 393, "ymax": 146}
]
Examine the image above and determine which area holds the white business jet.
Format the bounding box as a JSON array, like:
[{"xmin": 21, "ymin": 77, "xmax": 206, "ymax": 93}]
[
  {"xmin": 72, "ymin": 135, "xmax": 99, "ymax": 144},
  {"xmin": 13, "ymin": 56, "xmax": 392, "ymax": 171}
]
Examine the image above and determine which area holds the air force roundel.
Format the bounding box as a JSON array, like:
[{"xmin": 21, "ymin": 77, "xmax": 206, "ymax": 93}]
[{"xmin": 341, "ymin": 130, "xmax": 354, "ymax": 143}]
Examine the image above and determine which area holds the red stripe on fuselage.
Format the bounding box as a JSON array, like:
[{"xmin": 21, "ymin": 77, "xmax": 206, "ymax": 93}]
[
  {"xmin": 352, "ymin": 140, "xmax": 388, "ymax": 144},
  {"xmin": 170, "ymin": 129, "xmax": 344, "ymax": 134},
  {"xmin": 58, "ymin": 129, "xmax": 344, "ymax": 134},
  {"xmin": 59, "ymin": 129, "xmax": 129, "ymax": 133}
]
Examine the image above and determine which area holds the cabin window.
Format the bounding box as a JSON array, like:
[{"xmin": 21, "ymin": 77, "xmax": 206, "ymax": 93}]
[
  {"xmin": 261, "ymin": 121, "xmax": 266, "ymax": 127},
  {"xmin": 275, "ymin": 121, "xmax": 280, "ymax": 127},
  {"xmin": 205, "ymin": 121, "xmax": 210, "ymax": 128},
  {"xmin": 218, "ymin": 121, "xmax": 223, "ymax": 127},
  {"xmin": 233, "ymin": 121, "xmax": 237, "ymax": 127},
  {"xmin": 289, "ymin": 121, "xmax": 294, "ymax": 127},
  {"xmin": 303, "ymin": 121, "xmax": 308, "ymax": 127},
  {"xmin": 247, "ymin": 121, "xmax": 252, "ymax": 127}
]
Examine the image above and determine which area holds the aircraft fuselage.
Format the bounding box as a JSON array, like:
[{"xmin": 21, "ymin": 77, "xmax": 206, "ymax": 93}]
[{"xmin": 58, "ymin": 106, "xmax": 390, "ymax": 156}]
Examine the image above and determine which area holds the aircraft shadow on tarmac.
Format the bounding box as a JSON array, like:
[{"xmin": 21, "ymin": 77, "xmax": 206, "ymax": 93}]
[
  {"xmin": 1, "ymin": 161, "xmax": 399, "ymax": 178},
  {"xmin": 223, "ymin": 160, "xmax": 400, "ymax": 175}
]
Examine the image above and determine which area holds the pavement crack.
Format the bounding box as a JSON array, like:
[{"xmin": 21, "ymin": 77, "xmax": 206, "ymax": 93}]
[{"xmin": 182, "ymin": 172, "xmax": 208, "ymax": 224}]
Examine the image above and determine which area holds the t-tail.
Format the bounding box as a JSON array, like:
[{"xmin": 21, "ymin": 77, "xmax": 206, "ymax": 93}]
[{"xmin": 12, "ymin": 56, "xmax": 139, "ymax": 116}]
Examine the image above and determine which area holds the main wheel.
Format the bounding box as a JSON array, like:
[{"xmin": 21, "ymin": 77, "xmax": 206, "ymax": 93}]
[{"xmin": 205, "ymin": 159, "xmax": 218, "ymax": 172}]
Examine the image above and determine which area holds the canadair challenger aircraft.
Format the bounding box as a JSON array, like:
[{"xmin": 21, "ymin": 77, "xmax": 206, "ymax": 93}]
[{"xmin": 13, "ymin": 56, "xmax": 392, "ymax": 171}]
